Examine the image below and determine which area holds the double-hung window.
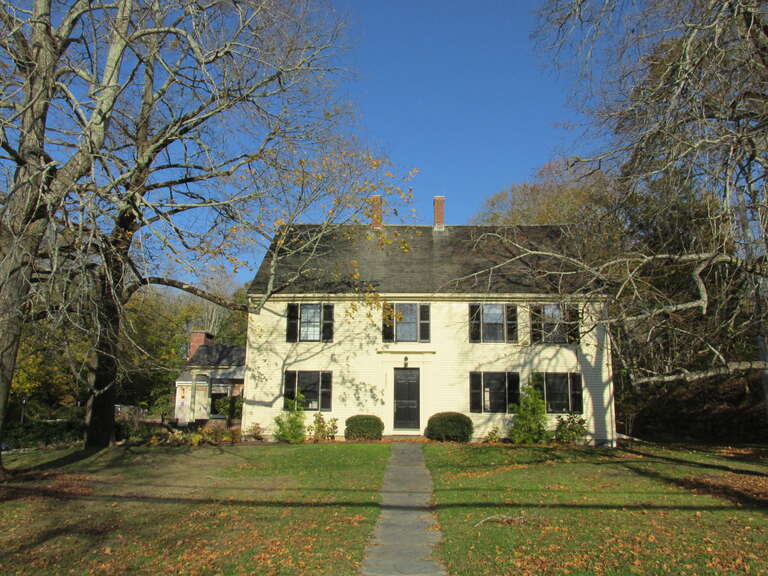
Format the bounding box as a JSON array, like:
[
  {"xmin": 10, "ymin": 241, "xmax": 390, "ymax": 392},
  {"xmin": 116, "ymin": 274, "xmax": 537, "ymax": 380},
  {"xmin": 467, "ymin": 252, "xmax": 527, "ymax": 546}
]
[
  {"xmin": 529, "ymin": 372, "xmax": 583, "ymax": 413},
  {"xmin": 530, "ymin": 304, "xmax": 579, "ymax": 344},
  {"xmin": 283, "ymin": 371, "xmax": 332, "ymax": 411},
  {"xmin": 469, "ymin": 372, "xmax": 521, "ymax": 414},
  {"xmin": 286, "ymin": 303, "xmax": 334, "ymax": 342},
  {"xmin": 469, "ymin": 304, "xmax": 517, "ymax": 343},
  {"xmin": 382, "ymin": 303, "xmax": 430, "ymax": 342}
]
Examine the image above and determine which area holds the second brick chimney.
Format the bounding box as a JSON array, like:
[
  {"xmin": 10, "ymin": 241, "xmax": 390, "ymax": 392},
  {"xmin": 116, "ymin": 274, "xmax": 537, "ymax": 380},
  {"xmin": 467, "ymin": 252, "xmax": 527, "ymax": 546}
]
[
  {"xmin": 188, "ymin": 331, "xmax": 214, "ymax": 361},
  {"xmin": 433, "ymin": 196, "xmax": 445, "ymax": 231}
]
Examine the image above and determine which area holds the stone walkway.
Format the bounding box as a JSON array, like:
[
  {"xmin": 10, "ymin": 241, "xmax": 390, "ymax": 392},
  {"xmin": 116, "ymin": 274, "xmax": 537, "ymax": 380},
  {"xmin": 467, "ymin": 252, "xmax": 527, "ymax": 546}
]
[{"xmin": 360, "ymin": 443, "xmax": 447, "ymax": 576}]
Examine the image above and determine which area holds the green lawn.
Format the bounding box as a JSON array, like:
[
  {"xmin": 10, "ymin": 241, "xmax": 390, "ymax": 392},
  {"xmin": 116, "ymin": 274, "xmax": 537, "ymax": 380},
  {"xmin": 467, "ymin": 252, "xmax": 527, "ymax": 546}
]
[
  {"xmin": 0, "ymin": 443, "xmax": 391, "ymax": 575},
  {"xmin": 425, "ymin": 443, "xmax": 768, "ymax": 576}
]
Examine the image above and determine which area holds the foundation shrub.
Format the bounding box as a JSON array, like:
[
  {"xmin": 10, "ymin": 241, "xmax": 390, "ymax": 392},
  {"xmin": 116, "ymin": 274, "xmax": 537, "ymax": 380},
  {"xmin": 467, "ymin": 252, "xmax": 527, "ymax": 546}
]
[
  {"xmin": 425, "ymin": 412, "xmax": 473, "ymax": 442},
  {"xmin": 508, "ymin": 387, "xmax": 551, "ymax": 444},
  {"xmin": 273, "ymin": 409, "xmax": 306, "ymax": 444},
  {"xmin": 306, "ymin": 412, "xmax": 338, "ymax": 442},
  {"xmin": 554, "ymin": 413, "xmax": 588, "ymax": 444},
  {"xmin": 344, "ymin": 415, "xmax": 384, "ymax": 440},
  {"xmin": 201, "ymin": 420, "xmax": 228, "ymax": 443}
]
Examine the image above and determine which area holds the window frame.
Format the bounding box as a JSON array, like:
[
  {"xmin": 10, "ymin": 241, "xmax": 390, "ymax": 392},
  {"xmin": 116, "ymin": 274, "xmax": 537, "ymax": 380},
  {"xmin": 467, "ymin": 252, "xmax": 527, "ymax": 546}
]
[
  {"xmin": 382, "ymin": 302, "xmax": 430, "ymax": 343},
  {"xmin": 468, "ymin": 303, "xmax": 518, "ymax": 343},
  {"xmin": 286, "ymin": 303, "xmax": 334, "ymax": 343},
  {"xmin": 469, "ymin": 371, "xmax": 521, "ymax": 414},
  {"xmin": 530, "ymin": 303, "xmax": 580, "ymax": 344},
  {"xmin": 529, "ymin": 372, "xmax": 583, "ymax": 414},
  {"xmin": 283, "ymin": 370, "xmax": 333, "ymax": 411}
]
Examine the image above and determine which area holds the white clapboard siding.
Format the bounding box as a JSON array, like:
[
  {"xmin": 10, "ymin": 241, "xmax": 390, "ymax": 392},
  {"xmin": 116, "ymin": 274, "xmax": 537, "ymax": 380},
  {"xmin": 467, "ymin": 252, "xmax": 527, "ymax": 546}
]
[{"xmin": 241, "ymin": 296, "xmax": 616, "ymax": 445}]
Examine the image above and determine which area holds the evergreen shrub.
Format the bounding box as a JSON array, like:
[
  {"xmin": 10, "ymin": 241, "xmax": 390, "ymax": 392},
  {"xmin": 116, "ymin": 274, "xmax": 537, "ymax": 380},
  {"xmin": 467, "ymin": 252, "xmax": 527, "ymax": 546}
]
[
  {"xmin": 425, "ymin": 412, "xmax": 473, "ymax": 442},
  {"xmin": 344, "ymin": 415, "xmax": 384, "ymax": 440},
  {"xmin": 273, "ymin": 403, "xmax": 306, "ymax": 444},
  {"xmin": 508, "ymin": 387, "xmax": 551, "ymax": 444}
]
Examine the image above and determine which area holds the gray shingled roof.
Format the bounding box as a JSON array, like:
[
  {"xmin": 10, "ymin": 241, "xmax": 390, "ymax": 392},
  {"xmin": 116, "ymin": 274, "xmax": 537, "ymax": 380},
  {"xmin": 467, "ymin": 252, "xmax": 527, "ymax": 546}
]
[
  {"xmin": 249, "ymin": 224, "xmax": 584, "ymax": 295},
  {"xmin": 188, "ymin": 344, "xmax": 246, "ymax": 367}
]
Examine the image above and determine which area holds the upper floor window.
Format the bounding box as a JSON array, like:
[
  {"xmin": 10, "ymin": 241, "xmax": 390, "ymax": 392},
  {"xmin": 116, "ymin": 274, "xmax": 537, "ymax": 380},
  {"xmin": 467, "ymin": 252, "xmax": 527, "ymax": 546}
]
[
  {"xmin": 469, "ymin": 372, "xmax": 520, "ymax": 413},
  {"xmin": 530, "ymin": 372, "xmax": 583, "ymax": 413},
  {"xmin": 286, "ymin": 303, "xmax": 334, "ymax": 342},
  {"xmin": 283, "ymin": 370, "xmax": 332, "ymax": 411},
  {"xmin": 469, "ymin": 304, "xmax": 517, "ymax": 343},
  {"xmin": 382, "ymin": 303, "xmax": 430, "ymax": 343},
  {"xmin": 530, "ymin": 304, "xmax": 579, "ymax": 344}
]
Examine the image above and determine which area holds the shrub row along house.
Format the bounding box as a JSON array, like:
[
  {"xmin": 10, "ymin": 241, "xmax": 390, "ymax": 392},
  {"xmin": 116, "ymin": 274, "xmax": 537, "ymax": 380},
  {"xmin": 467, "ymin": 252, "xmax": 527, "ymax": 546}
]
[{"xmin": 239, "ymin": 197, "xmax": 617, "ymax": 444}]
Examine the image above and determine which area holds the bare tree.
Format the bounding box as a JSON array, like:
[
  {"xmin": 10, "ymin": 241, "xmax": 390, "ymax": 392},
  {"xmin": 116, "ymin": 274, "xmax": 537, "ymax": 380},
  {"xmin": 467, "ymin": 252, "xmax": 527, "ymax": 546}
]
[
  {"xmin": 0, "ymin": 0, "xmax": 401, "ymax": 456},
  {"xmin": 471, "ymin": 157, "xmax": 763, "ymax": 434},
  {"xmin": 528, "ymin": 0, "xmax": 768, "ymax": 413}
]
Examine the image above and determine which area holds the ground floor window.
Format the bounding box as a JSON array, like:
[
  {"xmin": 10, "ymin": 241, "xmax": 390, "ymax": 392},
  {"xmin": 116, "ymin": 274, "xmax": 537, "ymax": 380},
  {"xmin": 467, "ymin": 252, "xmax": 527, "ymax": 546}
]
[
  {"xmin": 209, "ymin": 379, "xmax": 240, "ymax": 417},
  {"xmin": 469, "ymin": 372, "xmax": 520, "ymax": 413},
  {"xmin": 283, "ymin": 371, "xmax": 332, "ymax": 411},
  {"xmin": 529, "ymin": 372, "xmax": 583, "ymax": 413}
]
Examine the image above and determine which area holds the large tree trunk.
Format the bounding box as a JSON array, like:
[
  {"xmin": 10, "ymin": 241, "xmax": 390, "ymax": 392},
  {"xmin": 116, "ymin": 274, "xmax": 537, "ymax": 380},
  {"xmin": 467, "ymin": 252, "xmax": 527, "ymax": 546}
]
[
  {"xmin": 83, "ymin": 266, "xmax": 123, "ymax": 448},
  {"xmin": 83, "ymin": 225, "xmax": 136, "ymax": 448},
  {"xmin": 0, "ymin": 247, "xmax": 36, "ymax": 470},
  {"xmin": 753, "ymin": 290, "xmax": 768, "ymax": 422},
  {"xmin": 0, "ymin": 5, "xmax": 59, "ymax": 468}
]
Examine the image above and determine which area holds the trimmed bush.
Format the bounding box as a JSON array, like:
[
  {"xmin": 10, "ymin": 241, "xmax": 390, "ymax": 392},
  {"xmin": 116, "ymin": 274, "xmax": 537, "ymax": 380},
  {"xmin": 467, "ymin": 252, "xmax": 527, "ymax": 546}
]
[
  {"xmin": 425, "ymin": 412, "xmax": 473, "ymax": 442},
  {"xmin": 344, "ymin": 415, "xmax": 384, "ymax": 440}
]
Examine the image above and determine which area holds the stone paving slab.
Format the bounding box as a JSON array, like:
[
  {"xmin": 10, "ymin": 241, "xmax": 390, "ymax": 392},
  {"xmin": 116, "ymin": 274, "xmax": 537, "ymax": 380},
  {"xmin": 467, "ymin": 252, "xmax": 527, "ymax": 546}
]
[{"xmin": 360, "ymin": 443, "xmax": 447, "ymax": 576}]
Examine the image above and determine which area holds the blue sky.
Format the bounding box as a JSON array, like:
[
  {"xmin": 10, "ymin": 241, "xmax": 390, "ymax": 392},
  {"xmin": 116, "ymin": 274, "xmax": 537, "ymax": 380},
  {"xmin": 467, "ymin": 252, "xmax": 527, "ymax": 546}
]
[{"xmin": 334, "ymin": 0, "xmax": 586, "ymax": 226}]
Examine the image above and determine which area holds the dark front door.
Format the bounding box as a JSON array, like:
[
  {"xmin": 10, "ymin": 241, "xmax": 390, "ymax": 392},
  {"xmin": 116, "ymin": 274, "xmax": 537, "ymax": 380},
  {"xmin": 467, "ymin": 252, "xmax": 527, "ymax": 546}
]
[{"xmin": 394, "ymin": 368, "xmax": 420, "ymax": 429}]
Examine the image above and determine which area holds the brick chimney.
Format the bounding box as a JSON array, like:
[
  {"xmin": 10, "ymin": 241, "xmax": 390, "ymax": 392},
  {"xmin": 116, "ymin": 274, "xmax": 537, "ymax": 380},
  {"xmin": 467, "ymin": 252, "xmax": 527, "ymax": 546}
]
[
  {"xmin": 433, "ymin": 196, "xmax": 445, "ymax": 231},
  {"xmin": 188, "ymin": 331, "xmax": 214, "ymax": 361},
  {"xmin": 370, "ymin": 195, "xmax": 383, "ymax": 229}
]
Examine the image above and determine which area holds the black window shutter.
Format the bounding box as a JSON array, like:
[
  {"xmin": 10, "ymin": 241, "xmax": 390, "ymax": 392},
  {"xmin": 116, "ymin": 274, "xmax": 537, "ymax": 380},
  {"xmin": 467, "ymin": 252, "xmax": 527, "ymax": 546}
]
[
  {"xmin": 286, "ymin": 304, "xmax": 299, "ymax": 342},
  {"xmin": 322, "ymin": 304, "xmax": 334, "ymax": 342},
  {"xmin": 419, "ymin": 304, "xmax": 430, "ymax": 342},
  {"xmin": 469, "ymin": 304, "xmax": 481, "ymax": 342},
  {"xmin": 566, "ymin": 305, "xmax": 580, "ymax": 344},
  {"xmin": 530, "ymin": 306, "xmax": 542, "ymax": 343},
  {"xmin": 507, "ymin": 372, "xmax": 520, "ymax": 409},
  {"xmin": 382, "ymin": 303, "xmax": 394, "ymax": 342},
  {"xmin": 283, "ymin": 371, "xmax": 297, "ymax": 409},
  {"xmin": 469, "ymin": 372, "xmax": 482, "ymax": 413},
  {"xmin": 505, "ymin": 305, "xmax": 517, "ymax": 343},
  {"xmin": 570, "ymin": 373, "xmax": 583, "ymax": 413},
  {"xmin": 320, "ymin": 372, "xmax": 332, "ymax": 411}
]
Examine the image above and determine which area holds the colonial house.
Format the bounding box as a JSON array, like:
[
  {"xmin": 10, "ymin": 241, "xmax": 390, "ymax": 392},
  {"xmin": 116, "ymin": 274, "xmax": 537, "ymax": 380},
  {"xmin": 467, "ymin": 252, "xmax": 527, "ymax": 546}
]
[
  {"xmin": 174, "ymin": 331, "xmax": 245, "ymax": 423},
  {"xmin": 241, "ymin": 197, "xmax": 616, "ymax": 444}
]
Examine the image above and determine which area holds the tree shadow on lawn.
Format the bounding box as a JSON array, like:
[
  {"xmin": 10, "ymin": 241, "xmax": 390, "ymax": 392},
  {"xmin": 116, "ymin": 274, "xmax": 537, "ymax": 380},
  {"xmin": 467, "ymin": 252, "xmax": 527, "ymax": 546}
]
[
  {"xmin": 619, "ymin": 460, "xmax": 768, "ymax": 509},
  {"xmin": 2, "ymin": 477, "xmax": 763, "ymax": 564},
  {"xmin": 4, "ymin": 448, "xmax": 103, "ymax": 475},
  {"xmin": 4, "ymin": 445, "xmax": 251, "ymax": 481},
  {"xmin": 0, "ymin": 481, "xmax": 758, "ymax": 514},
  {"xmin": 4, "ymin": 521, "xmax": 116, "ymax": 561},
  {"xmin": 430, "ymin": 445, "xmax": 632, "ymax": 473},
  {"xmin": 618, "ymin": 446, "xmax": 768, "ymax": 478}
]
